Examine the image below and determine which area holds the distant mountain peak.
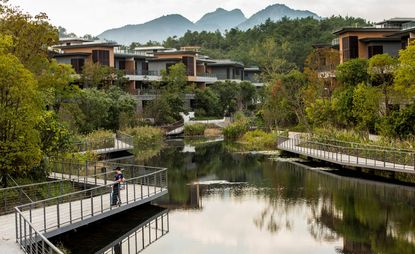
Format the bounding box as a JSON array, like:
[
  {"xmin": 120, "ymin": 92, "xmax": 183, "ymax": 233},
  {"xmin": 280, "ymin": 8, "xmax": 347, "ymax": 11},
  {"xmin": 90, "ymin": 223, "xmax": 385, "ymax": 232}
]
[
  {"xmin": 237, "ymin": 3, "xmax": 318, "ymax": 30},
  {"xmin": 196, "ymin": 7, "xmax": 247, "ymax": 32},
  {"xmin": 97, "ymin": 4, "xmax": 319, "ymax": 45}
]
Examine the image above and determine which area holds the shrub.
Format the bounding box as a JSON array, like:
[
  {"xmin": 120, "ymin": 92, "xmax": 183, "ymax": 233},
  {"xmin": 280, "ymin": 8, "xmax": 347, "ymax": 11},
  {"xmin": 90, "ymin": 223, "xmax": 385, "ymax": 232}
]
[
  {"xmin": 85, "ymin": 129, "xmax": 114, "ymax": 141},
  {"xmin": 223, "ymin": 122, "xmax": 248, "ymax": 140},
  {"xmin": 184, "ymin": 123, "xmax": 207, "ymax": 136},
  {"xmin": 239, "ymin": 130, "xmax": 277, "ymax": 150},
  {"xmin": 122, "ymin": 127, "xmax": 164, "ymax": 150}
]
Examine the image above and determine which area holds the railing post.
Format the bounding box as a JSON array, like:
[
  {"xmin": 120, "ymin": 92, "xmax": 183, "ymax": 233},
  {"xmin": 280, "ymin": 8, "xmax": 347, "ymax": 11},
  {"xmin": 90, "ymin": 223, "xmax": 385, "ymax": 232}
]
[
  {"xmin": 94, "ymin": 162, "xmax": 97, "ymax": 186},
  {"xmin": 43, "ymin": 202, "xmax": 46, "ymax": 232},
  {"xmin": 57, "ymin": 197, "xmax": 60, "ymax": 228},
  {"xmin": 15, "ymin": 210, "xmax": 18, "ymax": 242},
  {"xmin": 384, "ymin": 150, "xmax": 386, "ymax": 167}
]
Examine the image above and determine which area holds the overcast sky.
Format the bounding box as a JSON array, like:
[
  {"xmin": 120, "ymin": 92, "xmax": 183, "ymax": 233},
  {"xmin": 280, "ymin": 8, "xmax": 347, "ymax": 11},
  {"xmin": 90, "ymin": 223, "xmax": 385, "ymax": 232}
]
[{"xmin": 8, "ymin": 0, "xmax": 415, "ymax": 36}]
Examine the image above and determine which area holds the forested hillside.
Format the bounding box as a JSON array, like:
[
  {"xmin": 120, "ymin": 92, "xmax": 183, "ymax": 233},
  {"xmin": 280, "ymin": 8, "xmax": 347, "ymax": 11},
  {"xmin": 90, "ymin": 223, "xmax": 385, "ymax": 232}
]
[{"xmin": 162, "ymin": 16, "xmax": 369, "ymax": 68}]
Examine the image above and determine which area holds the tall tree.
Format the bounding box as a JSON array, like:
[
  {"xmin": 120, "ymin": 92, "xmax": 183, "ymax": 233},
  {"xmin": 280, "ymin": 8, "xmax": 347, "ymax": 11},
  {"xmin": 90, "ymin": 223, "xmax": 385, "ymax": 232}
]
[
  {"xmin": 336, "ymin": 58, "xmax": 368, "ymax": 87},
  {"xmin": 367, "ymin": 54, "xmax": 397, "ymax": 116},
  {"xmin": 0, "ymin": 36, "xmax": 43, "ymax": 186},
  {"xmin": 394, "ymin": 41, "xmax": 415, "ymax": 98}
]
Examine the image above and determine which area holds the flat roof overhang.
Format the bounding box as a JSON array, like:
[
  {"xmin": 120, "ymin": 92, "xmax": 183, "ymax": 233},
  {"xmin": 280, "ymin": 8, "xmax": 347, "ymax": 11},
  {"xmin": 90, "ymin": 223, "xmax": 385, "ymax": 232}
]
[
  {"xmin": 333, "ymin": 27, "xmax": 400, "ymax": 35},
  {"xmin": 54, "ymin": 42, "xmax": 120, "ymax": 49},
  {"xmin": 52, "ymin": 52, "xmax": 91, "ymax": 57},
  {"xmin": 359, "ymin": 37, "xmax": 402, "ymax": 43},
  {"xmin": 387, "ymin": 27, "xmax": 415, "ymax": 37}
]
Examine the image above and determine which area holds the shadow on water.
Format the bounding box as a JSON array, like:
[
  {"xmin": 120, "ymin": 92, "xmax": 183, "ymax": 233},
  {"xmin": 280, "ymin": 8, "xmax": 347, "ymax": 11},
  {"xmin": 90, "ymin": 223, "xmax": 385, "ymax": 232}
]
[
  {"xmin": 50, "ymin": 204, "xmax": 169, "ymax": 254},
  {"xmin": 52, "ymin": 139, "xmax": 415, "ymax": 254}
]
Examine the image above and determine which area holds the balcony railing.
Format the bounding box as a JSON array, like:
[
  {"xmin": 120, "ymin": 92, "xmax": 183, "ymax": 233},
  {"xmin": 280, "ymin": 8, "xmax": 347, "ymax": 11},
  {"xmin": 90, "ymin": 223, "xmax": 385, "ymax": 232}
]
[
  {"xmin": 402, "ymin": 21, "xmax": 415, "ymax": 31},
  {"xmin": 124, "ymin": 70, "xmax": 161, "ymax": 76},
  {"xmin": 196, "ymin": 73, "xmax": 217, "ymax": 78},
  {"xmin": 114, "ymin": 48, "xmax": 148, "ymax": 56}
]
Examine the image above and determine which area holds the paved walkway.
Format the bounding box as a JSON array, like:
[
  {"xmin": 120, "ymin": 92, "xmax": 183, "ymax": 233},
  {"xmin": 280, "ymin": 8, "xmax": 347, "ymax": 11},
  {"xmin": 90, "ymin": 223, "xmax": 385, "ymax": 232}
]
[{"xmin": 278, "ymin": 138, "xmax": 415, "ymax": 174}]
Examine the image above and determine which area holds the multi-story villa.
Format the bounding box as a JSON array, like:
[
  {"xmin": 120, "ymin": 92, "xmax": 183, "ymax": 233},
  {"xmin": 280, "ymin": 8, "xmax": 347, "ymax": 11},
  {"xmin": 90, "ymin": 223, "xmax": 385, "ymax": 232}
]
[
  {"xmin": 51, "ymin": 38, "xmax": 263, "ymax": 111},
  {"xmin": 332, "ymin": 17, "xmax": 415, "ymax": 63}
]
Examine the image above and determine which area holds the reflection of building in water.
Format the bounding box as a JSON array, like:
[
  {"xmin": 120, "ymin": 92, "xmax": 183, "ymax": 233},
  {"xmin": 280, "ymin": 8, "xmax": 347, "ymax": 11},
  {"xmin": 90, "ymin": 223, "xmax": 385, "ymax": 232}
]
[
  {"xmin": 99, "ymin": 210, "xmax": 169, "ymax": 254},
  {"xmin": 154, "ymin": 184, "xmax": 202, "ymax": 210}
]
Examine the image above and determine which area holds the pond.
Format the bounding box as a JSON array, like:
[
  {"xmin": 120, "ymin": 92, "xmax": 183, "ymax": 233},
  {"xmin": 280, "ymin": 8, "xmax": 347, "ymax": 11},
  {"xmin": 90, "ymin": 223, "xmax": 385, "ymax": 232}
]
[{"xmin": 51, "ymin": 139, "xmax": 415, "ymax": 254}]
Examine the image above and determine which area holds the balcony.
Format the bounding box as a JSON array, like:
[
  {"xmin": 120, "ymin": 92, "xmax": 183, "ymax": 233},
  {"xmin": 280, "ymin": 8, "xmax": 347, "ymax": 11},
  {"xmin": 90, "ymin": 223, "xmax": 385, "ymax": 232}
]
[
  {"xmin": 124, "ymin": 70, "xmax": 162, "ymax": 81},
  {"xmin": 402, "ymin": 21, "xmax": 415, "ymax": 31},
  {"xmin": 193, "ymin": 73, "xmax": 218, "ymax": 84},
  {"xmin": 114, "ymin": 48, "xmax": 148, "ymax": 56}
]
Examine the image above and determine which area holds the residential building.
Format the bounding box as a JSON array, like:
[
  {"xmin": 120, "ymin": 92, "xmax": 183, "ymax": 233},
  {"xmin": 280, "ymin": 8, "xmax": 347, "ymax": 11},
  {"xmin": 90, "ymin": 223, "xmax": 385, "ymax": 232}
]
[
  {"xmin": 51, "ymin": 39, "xmax": 261, "ymax": 112},
  {"xmin": 333, "ymin": 18, "xmax": 415, "ymax": 63},
  {"xmin": 244, "ymin": 67, "xmax": 264, "ymax": 87}
]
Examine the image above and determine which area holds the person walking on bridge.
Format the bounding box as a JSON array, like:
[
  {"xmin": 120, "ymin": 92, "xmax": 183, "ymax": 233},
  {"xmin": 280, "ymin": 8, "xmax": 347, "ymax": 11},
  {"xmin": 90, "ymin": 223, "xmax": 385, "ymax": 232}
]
[{"xmin": 111, "ymin": 167, "xmax": 124, "ymax": 206}]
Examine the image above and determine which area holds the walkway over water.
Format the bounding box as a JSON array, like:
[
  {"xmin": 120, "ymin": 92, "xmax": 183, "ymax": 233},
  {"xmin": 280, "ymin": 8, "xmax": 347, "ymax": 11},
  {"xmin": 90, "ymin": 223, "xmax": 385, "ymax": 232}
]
[
  {"xmin": 277, "ymin": 136, "xmax": 415, "ymax": 174},
  {"xmin": 0, "ymin": 159, "xmax": 168, "ymax": 254},
  {"xmin": 74, "ymin": 132, "xmax": 134, "ymax": 155}
]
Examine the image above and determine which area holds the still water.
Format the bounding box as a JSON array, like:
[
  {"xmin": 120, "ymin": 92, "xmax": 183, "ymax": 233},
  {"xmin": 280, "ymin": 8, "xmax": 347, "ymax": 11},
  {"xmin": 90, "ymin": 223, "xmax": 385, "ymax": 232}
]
[{"xmin": 52, "ymin": 139, "xmax": 415, "ymax": 254}]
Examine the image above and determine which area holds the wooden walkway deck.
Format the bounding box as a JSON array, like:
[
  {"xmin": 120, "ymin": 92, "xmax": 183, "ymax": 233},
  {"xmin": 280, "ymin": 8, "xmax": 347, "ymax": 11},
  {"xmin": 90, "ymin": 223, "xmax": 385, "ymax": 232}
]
[{"xmin": 277, "ymin": 137, "xmax": 415, "ymax": 174}]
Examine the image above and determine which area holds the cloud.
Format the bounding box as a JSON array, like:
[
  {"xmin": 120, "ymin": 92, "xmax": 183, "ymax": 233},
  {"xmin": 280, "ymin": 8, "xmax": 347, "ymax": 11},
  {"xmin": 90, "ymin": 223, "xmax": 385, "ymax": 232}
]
[{"xmin": 8, "ymin": 0, "xmax": 415, "ymax": 36}]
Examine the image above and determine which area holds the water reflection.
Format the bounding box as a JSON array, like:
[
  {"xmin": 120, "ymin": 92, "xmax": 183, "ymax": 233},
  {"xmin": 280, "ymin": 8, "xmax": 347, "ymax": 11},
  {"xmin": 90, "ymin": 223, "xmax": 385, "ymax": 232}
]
[
  {"xmin": 56, "ymin": 140, "xmax": 415, "ymax": 254},
  {"xmin": 137, "ymin": 140, "xmax": 415, "ymax": 254},
  {"xmin": 99, "ymin": 210, "xmax": 169, "ymax": 254},
  {"xmin": 50, "ymin": 204, "xmax": 169, "ymax": 254}
]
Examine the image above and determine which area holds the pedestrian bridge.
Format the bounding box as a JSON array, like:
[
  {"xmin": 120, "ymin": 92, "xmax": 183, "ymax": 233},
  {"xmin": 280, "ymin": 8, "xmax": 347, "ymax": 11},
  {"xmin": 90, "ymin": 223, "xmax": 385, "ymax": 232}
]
[
  {"xmin": 74, "ymin": 132, "xmax": 134, "ymax": 155},
  {"xmin": 0, "ymin": 159, "xmax": 168, "ymax": 254},
  {"xmin": 277, "ymin": 136, "xmax": 415, "ymax": 174}
]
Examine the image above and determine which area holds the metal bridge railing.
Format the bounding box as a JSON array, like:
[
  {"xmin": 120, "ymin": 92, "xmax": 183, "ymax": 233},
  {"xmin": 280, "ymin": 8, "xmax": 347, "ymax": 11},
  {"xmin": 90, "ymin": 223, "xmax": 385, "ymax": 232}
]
[
  {"xmin": 101, "ymin": 210, "xmax": 169, "ymax": 254},
  {"xmin": 15, "ymin": 166, "xmax": 167, "ymax": 253},
  {"xmin": 73, "ymin": 133, "xmax": 134, "ymax": 154},
  {"xmin": 15, "ymin": 209, "xmax": 64, "ymax": 254},
  {"xmin": 277, "ymin": 136, "xmax": 415, "ymax": 171},
  {"xmin": 0, "ymin": 158, "xmax": 159, "ymax": 216}
]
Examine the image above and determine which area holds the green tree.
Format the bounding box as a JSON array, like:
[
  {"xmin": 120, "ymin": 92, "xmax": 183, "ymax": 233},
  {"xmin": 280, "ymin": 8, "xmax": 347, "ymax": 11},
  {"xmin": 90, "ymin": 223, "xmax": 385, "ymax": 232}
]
[
  {"xmin": 37, "ymin": 59, "xmax": 78, "ymax": 111},
  {"xmin": 194, "ymin": 88, "xmax": 221, "ymax": 117},
  {"xmin": 336, "ymin": 58, "xmax": 368, "ymax": 86},
  {"xmin": 238, "ymin": 81, "xmax": 257, "ymax": 111},
  {"xmin": 0, "ymin": 36, "xmax": 42, "ymax": 186},
  {"xmin": 37, "ymin": 111, "xmax": 72, "ymax": 156},
  {"xmin": 0, "ymin": 1, "xmax": 58, "ymax": 74},
  {"xmin": 161, "ymin": 63, "xmax": 188, "ymax": 92},
  {"xmin": 81, "ymin": 62, "xmax": 128, "ymax": 89},
  {"xmin": 76, "ymin": 88, "xmax": 112, "ymax": 133},
  {"xmin": 352, "ymin": 83, "xmax": 381, "ymax": 133},
  {"xmin": 210, "ymin": 81, "xmax": 239, "ymax": 115},
  {"xmin": 368, "ymin": 54, "xmax": 397, "ymax": 116},
  {"xmin": 249, "ymin": 38, "xmax": 296, "ymax": 81},
  {"xmin": 394, "ymin": 41, "xmax": 415, "ymax": 98}
]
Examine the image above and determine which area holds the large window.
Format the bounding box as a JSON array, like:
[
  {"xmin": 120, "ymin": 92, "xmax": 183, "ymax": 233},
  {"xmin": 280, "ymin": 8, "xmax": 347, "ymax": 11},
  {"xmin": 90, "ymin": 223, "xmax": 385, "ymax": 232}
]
[
  {"xmin": 182, "ymin": 56, "xmax": 195, "ymax": 76},
  {"xmin": 342, "ymin": 36, "xmax": 359, "ymax": 61},
  {"xmin": 118, "ymin": 60, "xmax": 126, "ymax": 70},
  {"xmin": 92, "ymin": 50, "xmax": 110, "ymax": 66},
  {"xmin": 71, "ymin": 58, "xmax": 85, "ymax": 73},
  {"xmin": 368, "ymin": 45, "xmax": 383, "ymax": 58}
]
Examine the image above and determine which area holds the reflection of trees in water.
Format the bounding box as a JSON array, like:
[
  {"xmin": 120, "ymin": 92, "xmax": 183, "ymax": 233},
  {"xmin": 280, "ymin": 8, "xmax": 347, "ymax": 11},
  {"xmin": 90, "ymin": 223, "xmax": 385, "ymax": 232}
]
[
  {"xmin": 253, "ymin": 200, "xmax": 293, "ymax": 234},
  {"xmin": 260, "ymin": 161, "xmax": 415, "ymax": 253},
  {"xmin": 129, "ymin": 140, "xmax": 415, "ymax": 253}
]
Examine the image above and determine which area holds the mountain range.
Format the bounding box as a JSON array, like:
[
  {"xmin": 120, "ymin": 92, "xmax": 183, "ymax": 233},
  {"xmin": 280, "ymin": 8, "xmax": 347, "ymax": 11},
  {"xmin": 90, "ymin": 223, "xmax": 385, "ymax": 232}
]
[{"xmin": 98, "ymin": 4, "xmax": 318, "ymax": 45}]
